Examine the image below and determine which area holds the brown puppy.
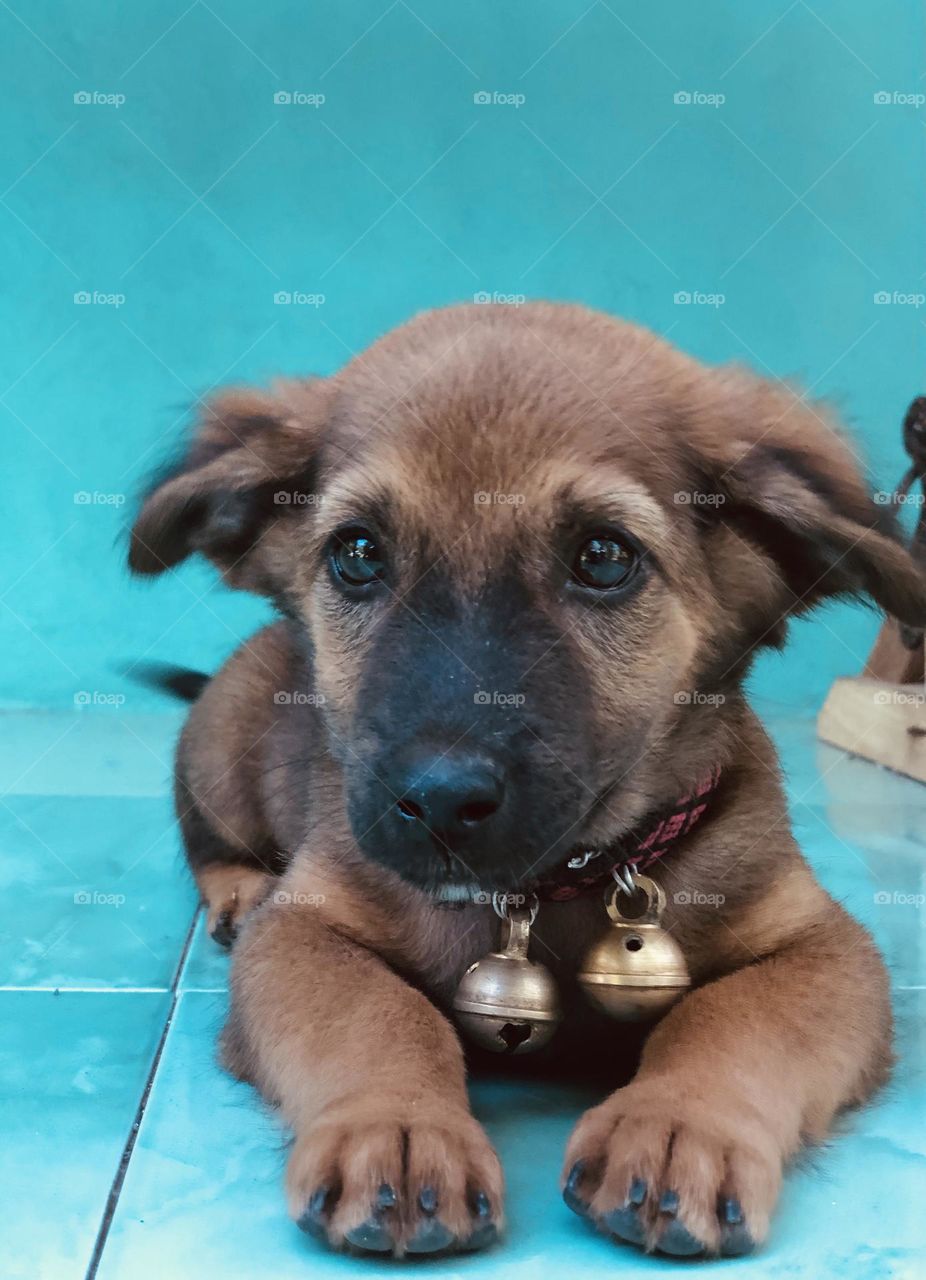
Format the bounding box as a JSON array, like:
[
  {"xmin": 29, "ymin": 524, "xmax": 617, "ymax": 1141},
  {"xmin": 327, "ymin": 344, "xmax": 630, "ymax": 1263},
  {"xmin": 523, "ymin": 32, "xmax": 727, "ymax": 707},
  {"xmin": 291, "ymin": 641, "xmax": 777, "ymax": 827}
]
[{"xmin": 129, "ymin": 303, "xmax": 925, "ymax": 1259}]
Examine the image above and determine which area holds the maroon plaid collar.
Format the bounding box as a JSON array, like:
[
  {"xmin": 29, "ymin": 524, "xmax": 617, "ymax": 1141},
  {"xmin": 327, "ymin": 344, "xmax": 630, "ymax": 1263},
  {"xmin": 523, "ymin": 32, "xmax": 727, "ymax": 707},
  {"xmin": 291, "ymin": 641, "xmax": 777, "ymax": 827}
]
[{"xmin": 531, "ymin": 766, "xmax": 724, "ymax": 903}]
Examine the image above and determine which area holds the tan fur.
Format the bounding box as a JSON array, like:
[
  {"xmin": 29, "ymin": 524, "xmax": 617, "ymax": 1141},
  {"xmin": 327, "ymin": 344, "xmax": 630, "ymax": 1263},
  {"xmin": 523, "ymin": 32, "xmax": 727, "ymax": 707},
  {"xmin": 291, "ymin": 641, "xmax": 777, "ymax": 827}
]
[{"xmin": 130, "ymin": 303, "xmax": 924, "ymax": 1259}]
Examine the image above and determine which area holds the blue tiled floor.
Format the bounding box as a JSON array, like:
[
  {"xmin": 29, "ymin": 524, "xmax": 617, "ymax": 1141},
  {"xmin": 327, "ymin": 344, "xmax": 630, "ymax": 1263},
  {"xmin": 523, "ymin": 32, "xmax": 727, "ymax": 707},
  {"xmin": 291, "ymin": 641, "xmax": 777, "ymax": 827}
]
[{"xmin": 2, "ymin": 704, "xmax": 925, "ymax": 1278}]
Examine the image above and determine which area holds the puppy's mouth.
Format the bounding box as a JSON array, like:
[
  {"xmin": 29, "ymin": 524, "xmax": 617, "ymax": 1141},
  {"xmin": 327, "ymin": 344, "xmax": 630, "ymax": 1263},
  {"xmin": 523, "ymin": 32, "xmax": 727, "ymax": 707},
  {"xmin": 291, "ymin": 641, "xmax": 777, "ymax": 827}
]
[
  {"xmin": 359, "ymin": 798, "xmax": 616, "ymax": 901},
  {"xmin": 392, "ymin": 844, "xmax": 522, "ymax": 900}
]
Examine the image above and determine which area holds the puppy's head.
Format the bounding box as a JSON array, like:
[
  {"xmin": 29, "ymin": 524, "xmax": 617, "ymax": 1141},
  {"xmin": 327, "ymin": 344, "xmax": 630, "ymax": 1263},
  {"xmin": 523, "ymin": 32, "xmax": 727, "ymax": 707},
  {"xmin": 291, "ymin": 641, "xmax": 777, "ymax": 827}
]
[{"xmin": 130, "ymin": 304, "xmax": 926, "ymax": 894}]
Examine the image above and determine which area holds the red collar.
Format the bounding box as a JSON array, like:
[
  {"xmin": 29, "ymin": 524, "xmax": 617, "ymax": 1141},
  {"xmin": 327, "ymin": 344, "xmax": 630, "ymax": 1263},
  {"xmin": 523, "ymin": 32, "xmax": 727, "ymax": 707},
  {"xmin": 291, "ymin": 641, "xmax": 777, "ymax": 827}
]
[{"xmin": 531, "ymin": 766, "xmax": 723, "ymax": 902}]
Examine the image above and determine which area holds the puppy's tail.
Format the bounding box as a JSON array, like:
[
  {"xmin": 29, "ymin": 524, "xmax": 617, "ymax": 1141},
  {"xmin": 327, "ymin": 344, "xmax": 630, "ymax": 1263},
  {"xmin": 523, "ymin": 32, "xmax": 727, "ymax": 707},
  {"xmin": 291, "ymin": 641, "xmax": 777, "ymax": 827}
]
[{"xmin": 124, "ymin": 662, "xmax": 211, "ymax": 702}]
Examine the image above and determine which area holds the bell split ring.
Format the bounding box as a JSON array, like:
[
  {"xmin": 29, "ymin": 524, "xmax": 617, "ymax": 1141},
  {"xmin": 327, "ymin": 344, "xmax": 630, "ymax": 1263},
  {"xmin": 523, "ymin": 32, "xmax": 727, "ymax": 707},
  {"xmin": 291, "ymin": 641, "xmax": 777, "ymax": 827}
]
[{"xmin": 577, "ymin": 871, "xmax": 691, "ymax": 1022}]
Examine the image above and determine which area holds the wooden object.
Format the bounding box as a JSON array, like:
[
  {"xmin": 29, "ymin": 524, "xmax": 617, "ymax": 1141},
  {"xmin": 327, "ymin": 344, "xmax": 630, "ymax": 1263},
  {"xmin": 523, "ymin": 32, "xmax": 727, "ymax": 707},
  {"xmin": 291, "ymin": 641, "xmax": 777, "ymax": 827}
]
[
  {"xmin": 818, "ymin": 676, "xmax": 926, "ymax": 784},
  {"xmin": 817, "ymin": 396, "xmax": 926, "ymax": 781}
]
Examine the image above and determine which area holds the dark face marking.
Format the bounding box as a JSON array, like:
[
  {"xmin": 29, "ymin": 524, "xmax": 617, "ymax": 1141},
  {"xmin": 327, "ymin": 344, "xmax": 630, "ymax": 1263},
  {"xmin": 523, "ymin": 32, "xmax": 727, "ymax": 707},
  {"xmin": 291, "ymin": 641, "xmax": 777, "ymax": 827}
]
[
  {"xmin": 342, "ymin": 572, "xmax": 605, "ymax": 893},
  {"xmin": 299, "ymin": 414, "xmax": 691, "ymax": 894}
]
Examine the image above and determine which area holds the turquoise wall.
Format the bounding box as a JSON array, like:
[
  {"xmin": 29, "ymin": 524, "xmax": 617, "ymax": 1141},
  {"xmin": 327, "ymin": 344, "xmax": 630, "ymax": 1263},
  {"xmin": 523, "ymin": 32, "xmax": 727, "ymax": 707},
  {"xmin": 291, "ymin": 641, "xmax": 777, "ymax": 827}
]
[{"xmin": 2, "ymin": 1, "xmax": 924, "ymax": 710}]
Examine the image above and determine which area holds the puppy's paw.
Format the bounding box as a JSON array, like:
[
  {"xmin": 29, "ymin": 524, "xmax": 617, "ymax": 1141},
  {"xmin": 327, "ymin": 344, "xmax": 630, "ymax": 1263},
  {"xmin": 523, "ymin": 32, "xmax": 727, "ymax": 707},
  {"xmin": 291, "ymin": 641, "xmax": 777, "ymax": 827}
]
[
  {"xmin": 199, "ymin": 863, "xmax": 273, "ymax": 948},
  {"xmin": 288, "ymin": 1100, "xmax": 503, "ymax": 1257},
  {"xmin": 562, "ymin": 1081, "xmax": 782, "ymax": 1258}
]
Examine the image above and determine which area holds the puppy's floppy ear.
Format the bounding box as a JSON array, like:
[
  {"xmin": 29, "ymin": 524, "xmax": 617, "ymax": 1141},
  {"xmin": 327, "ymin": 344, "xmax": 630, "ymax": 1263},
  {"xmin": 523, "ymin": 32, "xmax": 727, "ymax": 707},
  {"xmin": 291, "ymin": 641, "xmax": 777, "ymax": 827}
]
[
  {"xmin": 721, "ymin": 442, "xmax": 926, "ymax": 626},
  {"xmin": 129, "ymin": 378, "xmax": 331, "ymax": 596},
  {"xmin": 700, "ymin": 372, "xmax": 926, "ymax": 636}
]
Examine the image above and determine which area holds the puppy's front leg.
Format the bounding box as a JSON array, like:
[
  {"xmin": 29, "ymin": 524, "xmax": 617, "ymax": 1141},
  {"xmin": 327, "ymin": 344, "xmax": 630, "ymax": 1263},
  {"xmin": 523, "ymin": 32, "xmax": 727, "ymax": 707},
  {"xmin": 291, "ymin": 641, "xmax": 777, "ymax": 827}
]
[
  {"xmin": 563, "ymin": 865, "xmax": 891, "ymax": 1258},
  {"xmin": 225, "ymin": 889, "xmax": 502, "ymax": 1257}
]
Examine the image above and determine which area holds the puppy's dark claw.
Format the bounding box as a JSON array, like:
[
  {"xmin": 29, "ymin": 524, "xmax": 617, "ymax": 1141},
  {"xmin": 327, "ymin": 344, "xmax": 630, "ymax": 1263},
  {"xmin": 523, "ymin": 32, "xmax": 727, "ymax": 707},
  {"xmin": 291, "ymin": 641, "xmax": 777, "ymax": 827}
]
[
  {"xmin": 471, "ymin": 1190, "xmax": 492, "ymax": 1218},
  {"xmin": 563, "ymin": 1161, "xmax": 589, "ymax": 1216},
  {"xmin": 657, "ymin": 1219, "xmax": 705, "ymax": 1257},
  {"xmin": 374, "ymin": 1183, "xmax": 396, "ymax": 1210},
  {"xmin": 343, "ymin": 1183, "xmax": 398, "ymax": 1253},
  {"xmin": 653, "ymin": 1189, "xmax": 705, "ymax": 1256},
  {"xmin": 459, "ymin": 1190, "xmax": 498, "ymax": 1252},
  {"xmin": 406, "ymin": 1184, "xmax": 500, "ymax": 1255},
  {"xmin": 296, "ymin": 1186, "xmax": 329, "ymax": 1240},
  {"xmin": 406, "ymin": 1219, "xmax": 455, "ymax": 1254},
  {"xmin": 461, "ymin": 1221, "xmax": 498, "ymax": 1252},
  {"xmin": 721, "ymin": 1196, "xmax": 743, "ymax": 1225},
  {"xmin": 210, "ymin": 909, "xmax": 236, "ymax": 949},
  {"xmin": 718, "ymin": 1196, "xmax": 755, "ymax": 1254},
  {"xmin": 658, "ymin": 1188, "xmax": 680, "ymax": 1215},
  {"xmin": 601, "ymin": 1178, "xmax": 649, "ymax": 1245},
  {"xmin": 344, "ymin": 1217, "xmax": 394, "ymax": 1253},
  {"xmin": 603, "ymin": 1204, "xmax": 646, "ymax": 1245},
  {"xmin": 721, "ymin": 1223, "xmax": 756, "ymax": 1256},
  {"xmin": 628, "ymin": 1177, "xmax": 647, "ymax": 1207}
]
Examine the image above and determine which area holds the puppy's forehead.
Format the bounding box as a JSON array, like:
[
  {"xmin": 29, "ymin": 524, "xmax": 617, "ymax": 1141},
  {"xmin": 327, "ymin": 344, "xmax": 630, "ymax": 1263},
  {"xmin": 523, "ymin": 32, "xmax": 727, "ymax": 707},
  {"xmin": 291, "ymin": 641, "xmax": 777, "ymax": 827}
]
[
  {"xmin": 323, "ymin": 446, "xmax": 667, "ymax": 526},
  {"xmin": 323, "ymin": 304, "xmax": 697, "ymax": 523}
]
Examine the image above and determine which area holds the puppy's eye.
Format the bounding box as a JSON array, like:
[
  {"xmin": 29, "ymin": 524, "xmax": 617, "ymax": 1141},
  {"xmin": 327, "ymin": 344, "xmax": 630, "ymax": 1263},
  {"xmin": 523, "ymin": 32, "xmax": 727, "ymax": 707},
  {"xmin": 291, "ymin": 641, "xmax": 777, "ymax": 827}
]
[
  {"xmin": 329, "ymin": 528, "xmax": 386, "ymax": 587},
  {"xmin": 572, "ymin": 534, "xmax": 638, "ymax": 590}
]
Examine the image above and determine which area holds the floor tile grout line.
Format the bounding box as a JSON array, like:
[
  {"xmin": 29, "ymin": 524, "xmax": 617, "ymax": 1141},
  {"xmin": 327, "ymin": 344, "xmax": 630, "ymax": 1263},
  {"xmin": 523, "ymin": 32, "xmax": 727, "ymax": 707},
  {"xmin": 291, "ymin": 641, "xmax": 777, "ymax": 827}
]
[
  {"xmin": 83, "ymin": 908, "xmax": 200, "ymax": 1280},
  {"xmin": 169, "ymin": 904, "xmax": 203, "ymax": 989},
  {"xmin": 0, "ymin": 985, "xmax": 171, "ymax": 993}
]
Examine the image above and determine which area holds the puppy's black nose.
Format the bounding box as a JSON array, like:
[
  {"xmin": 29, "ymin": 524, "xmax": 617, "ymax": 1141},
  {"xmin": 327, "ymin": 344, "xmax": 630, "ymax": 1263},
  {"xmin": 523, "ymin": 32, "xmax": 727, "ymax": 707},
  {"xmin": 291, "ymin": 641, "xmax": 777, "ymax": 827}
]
[{"xmin": 392, "ymin": 751, "xmax": 505, "ymax": 841}]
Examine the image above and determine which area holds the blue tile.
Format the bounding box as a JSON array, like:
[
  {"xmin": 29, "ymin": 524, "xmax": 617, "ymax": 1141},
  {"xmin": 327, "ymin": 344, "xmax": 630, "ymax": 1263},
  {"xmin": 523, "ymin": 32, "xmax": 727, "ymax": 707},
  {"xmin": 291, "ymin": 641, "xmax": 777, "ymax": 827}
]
[
  {"xmin": 766, "ymin": 718, "xmax": 926, "ymax": 990},
  {"xmin": 0, "ymin": 990, "xmax": 170, "ymax": 1280},
  {"xmin": 95, "ymin": 989, "xmax": 926, "ymax": 1279},
  {"xmin": 178, "ymin": 912, "xmax": 229, "ymax": 992},
  {"xmin": 0, "ymin": 794, "xmax": 196, "ymax": 988},
  {"xmin": 0, "ymin": 710, "xmax": 183, "ymax": 797}
]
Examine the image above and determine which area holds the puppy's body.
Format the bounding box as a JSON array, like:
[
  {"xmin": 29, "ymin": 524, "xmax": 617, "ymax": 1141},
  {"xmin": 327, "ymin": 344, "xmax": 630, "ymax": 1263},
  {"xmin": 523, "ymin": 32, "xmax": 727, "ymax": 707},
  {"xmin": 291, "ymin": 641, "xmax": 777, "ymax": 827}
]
[{"xmin": 132, "ymin": 303, "xmax": 921, "ymax": 1259}]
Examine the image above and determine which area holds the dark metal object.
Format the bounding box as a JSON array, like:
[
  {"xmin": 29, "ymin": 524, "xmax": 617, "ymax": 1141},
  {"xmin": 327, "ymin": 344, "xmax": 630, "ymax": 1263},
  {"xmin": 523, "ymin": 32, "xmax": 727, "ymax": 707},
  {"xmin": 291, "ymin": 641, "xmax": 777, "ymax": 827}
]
[{"xmin": 895, "ymin": 396, "xmax": 926, "ymax": 650}]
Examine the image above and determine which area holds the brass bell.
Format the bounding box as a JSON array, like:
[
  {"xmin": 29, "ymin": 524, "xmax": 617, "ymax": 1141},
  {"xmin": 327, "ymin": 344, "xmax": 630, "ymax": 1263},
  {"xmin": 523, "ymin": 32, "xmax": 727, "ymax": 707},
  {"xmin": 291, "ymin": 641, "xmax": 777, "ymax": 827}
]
[
  {"xmin": 578, "ymin": 872, "xmax": 690, "ymax": 1021},
  {"xmin": 452, "ymin": 898, "xmax": 561, "ymax": 1054}
]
